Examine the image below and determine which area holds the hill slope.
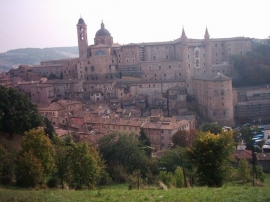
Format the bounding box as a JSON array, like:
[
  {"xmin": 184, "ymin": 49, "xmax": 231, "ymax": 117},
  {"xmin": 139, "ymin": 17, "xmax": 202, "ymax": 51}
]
[{"xmin": 0, "ymin": 47, "xmax": 79, "ymax": 72}]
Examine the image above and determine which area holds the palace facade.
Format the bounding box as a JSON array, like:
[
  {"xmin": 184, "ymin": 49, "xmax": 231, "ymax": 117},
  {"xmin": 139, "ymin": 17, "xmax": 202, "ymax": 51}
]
[{"xmin": 24, "ymin": 18, "xmax": 254, "ymax": 126}]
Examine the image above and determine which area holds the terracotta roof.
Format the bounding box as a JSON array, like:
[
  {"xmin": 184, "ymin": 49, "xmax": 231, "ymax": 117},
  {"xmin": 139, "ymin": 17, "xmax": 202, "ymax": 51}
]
[
  {"xmin": 234, "ymin": 150, "xmax": 252, "ymax": 160},
  {"xmin": 39, "ymin": 102, "xmax": 65, "ymax": 111}
]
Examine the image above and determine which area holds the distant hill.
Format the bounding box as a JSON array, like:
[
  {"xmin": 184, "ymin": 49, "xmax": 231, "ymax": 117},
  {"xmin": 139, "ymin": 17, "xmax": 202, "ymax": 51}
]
[{"xmin": 0, "ymin": 46, "xmax": 79, "ymax": 72}]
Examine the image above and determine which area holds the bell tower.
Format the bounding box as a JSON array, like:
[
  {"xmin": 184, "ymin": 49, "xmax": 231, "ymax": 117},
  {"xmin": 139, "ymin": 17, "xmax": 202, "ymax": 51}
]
[{"xmin": 77, "ymin": 17, "xmax": 88, "ymax": 60}]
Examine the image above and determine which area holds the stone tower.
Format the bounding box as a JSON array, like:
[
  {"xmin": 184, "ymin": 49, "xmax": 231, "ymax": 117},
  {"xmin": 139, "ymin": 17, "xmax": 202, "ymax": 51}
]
[
  {"xmin": 77, "ymin": 17, "xmax": 88, "ymax": 60},
  {"xmin": 204, "ymin": 27, "xmax": 212, "ymax": 72}
]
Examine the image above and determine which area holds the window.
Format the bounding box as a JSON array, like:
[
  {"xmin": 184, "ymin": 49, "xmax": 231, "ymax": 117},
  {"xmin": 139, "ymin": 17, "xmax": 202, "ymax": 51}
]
[
  {"xmin": 166, "ymin": 55, "xmax": 169, "ymax": 59},
  {"xmin": 196, "ymin": 59, "xmax": 199, "ymax": 67},
  {"xmin": 85, "ymin": 67, "xmax": 87, "ymax": 71},
  {"xmin": 153, "ymin": 56, "xmax": 156, "ymax": 60},
  {"xmin": 159, "ymin": 65, "xmax": 162, "ymax": 69},
  {"xmin": 195, "ymin": 50, "xmax": 199, "ymax": 58},
  {"xmin": 168, "ymin": 65, "xmax": 171, "ymax": 69}
]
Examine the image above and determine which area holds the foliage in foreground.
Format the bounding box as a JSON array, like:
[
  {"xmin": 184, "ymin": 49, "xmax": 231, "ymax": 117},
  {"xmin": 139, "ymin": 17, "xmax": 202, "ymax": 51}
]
[
  {"xmin": 187, "ymin": 131, "xmax": 234, "ymax": 187},
  {"xmin": 0, "ymin": 86, "xmax": 43, "ymax": 137}
]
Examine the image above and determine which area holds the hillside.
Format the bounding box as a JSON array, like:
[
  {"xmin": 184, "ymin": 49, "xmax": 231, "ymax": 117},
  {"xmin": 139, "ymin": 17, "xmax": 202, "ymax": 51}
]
[{"xmin": 0, "ymin": 47, "xmax": 79, "ymax": 72}]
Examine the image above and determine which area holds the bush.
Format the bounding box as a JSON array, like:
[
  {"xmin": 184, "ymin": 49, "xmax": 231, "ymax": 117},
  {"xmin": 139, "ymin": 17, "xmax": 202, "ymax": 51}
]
[
  {"xmin": 256, "ymin": 165, "xmax": 265, "ymax": 183},
  {"xmin": 158, "ymin": 171, "xmax": 176, "ymax": 188},
  {"xmin": 98, "ymin": 170, "xmax": 112, "ymax": 186},
  {"xmin": 174, "ymin": 167, "xmax": 184, "ymax": 188},
  {"xmin": 47, "ymin": 177, "xmax": 58, "ymax": 188}
]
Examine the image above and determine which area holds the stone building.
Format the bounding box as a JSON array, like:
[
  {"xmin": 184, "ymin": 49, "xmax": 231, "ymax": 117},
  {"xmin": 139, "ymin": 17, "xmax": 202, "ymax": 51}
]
[
  {"xmin": 193, "ymin": 72, "xmax": 234, "ymax": 126},
  {"xmin": 23, "ymin": 17, "xmax": 254, "ymax": 125}
]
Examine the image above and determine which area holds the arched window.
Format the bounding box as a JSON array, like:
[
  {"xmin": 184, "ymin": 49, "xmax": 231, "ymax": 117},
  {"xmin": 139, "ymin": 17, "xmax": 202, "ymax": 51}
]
[
  {"xmin": 195, "ymin": 50, "xmax": 199, "ymax": 58},
  {"xmin": 196, "ymin": 59, "xmax": 199, "ymax": 67}
]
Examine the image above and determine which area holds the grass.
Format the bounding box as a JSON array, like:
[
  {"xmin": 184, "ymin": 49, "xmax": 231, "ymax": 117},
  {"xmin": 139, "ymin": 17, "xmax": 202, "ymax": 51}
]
[
  {"xmin": 1, "ymin": 182, "xmax": 270, "ymax": 202},
  {"xmin": 1, "ymin": 175, "xmax": 270, "ymax": 202}
]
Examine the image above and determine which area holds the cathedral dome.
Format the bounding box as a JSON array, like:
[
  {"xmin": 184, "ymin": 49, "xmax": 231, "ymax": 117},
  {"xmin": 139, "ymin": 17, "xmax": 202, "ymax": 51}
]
[
  {"xmin": 77, "ymin": 18, "xmax": 85, "ymax": 24},
  {"xmin": 95, "ymin": 21, "xmax": 111, "ymax": 37}
]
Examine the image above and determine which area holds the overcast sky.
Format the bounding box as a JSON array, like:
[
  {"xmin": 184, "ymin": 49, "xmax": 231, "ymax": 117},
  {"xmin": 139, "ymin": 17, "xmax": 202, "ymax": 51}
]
[{"xmin": 0, "ymin": 0, "xmax": 269, "ymax": 53}]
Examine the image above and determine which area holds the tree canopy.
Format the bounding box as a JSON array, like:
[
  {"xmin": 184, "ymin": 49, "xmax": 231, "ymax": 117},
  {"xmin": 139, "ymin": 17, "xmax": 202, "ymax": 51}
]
[
  {"xmin": 201, "ymin": 123, "xmax": 222, "ymax": 135},
  {"xmin": 98, "ymin": 132, "xmax": 149, "ymax": 182},
  {"xmin": 231, "ymin": 44, "xmax": 270, "ymax": 87},
  {"xmin": 16, "ymin": 128, "xmax": 55, "ymax": 187},
  {"xmin": 187, "ymin": 131, "xmax": 234, "ymax": 187},
  {"xmin": 172, "ymin": 129, "xmax": 197, "ymax": 148},
  {"xmin": 0, "ymin": 86, "xmax": 43, "ymax": 136}
]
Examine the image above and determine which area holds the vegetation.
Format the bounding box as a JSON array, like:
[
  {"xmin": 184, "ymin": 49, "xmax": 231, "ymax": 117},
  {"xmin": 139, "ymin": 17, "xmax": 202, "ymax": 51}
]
[
  {"xmin": 172, "ymin": 129, "xmax": 197, "ymax": 147},
  {"xmin": 0, "ymin": 86, "xmax": 43, "ymax": 137},
  {"xmin": 16, "ymin": 129, "xmax": 55, "ymax": 187},
  {"xmin": 1, "ymin": 181, "xmax": 270, "ymax": 202},
  {"xmin": 187, "ymin": 131, "xmax": 234, "ymax": 187},
  {"xmin": 201, "ymin": 122, "xmax": 222, "ymax": 135},
  {"xmin": 231, "ymin": 43, "xmax": 270, "ymax": 87},
  {"xmin": 98, "ymin": 133, "xmax": 149, "ymax": 183}
]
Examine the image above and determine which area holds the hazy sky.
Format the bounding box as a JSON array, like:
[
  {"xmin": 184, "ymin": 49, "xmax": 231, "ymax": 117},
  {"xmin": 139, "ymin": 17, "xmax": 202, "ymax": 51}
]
[{"xmin": 0, "ymin": 0, "xmax": 269, "ymax": 53}]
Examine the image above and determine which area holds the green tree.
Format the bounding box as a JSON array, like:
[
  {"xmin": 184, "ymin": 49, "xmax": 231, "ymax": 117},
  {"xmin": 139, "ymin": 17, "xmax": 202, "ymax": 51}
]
[
  {"xmin": 201, "ymin": 123, "xmax": 222, "ymax": 135},
  {"xmin": 187, "ymin": 131, "xmax": 234, "ymax": 187},
  {"xmin": 233, "ymin": 130, "xmax": 242, "ymax": 150},
  {"xmin": 159, "ymin": 147, "xmax": 192, "ymax": 187},
  {"xmin": 68, "ymin": 143, "xmax": 101, "ymax": 189},
  {"xmin": 19, "ymin": 129, "xmax": 55, "ymax": 178},
  {"xmin": 0, "ymin": 140, "xmax": 17, "ymax": 182},
  {"xmin": 16, "ymin": 150, "xmax": 44, "ymax": 187},
  {"xmin": 0, "ymin": 144, "xmax": 8, "ymax": 176},
  {"xmin": 98, "ymin": 132, "xmax": 148, "ymax": 182},
  {"xmin": 237, "ymin": 159, "xmax": 251, "ymax": 184},
  {"xmin": 44, "ymin": 116, "xmax": 55, "ymax": 139},
  {"xmin": 0, "ymin": 86, "xmax": 43, "ymax": 137},
  {"xmin": 138, "ymin": 128, "xmax": 152, "ymax": 157},
  {"xmin": 256, "ymin": 165, "xmax": 265, "ymax": 183},
  {"xmin": 240, "ymin": 126, "xmax": 253, "ymax": 150},
  {"xmin": 174, "ymin": 166, "xmax": 184, "ymax": 188}
]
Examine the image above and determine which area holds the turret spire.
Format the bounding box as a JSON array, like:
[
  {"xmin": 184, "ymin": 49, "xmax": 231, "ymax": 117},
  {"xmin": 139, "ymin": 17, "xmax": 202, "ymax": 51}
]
[{"xmin": 204, "ymin": 26, "xmax": 210, "ymax": 40}]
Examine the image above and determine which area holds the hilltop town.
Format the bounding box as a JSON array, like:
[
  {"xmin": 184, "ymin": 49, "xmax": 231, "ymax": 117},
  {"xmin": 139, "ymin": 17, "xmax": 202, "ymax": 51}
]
[{"xmin": 1, "ymin": 17, "xmax": 270, "ymax": 151}]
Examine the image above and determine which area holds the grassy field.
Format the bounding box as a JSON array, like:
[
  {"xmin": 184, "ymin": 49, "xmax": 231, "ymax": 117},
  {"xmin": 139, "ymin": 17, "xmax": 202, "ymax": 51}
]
[{"xmin": 1, "ymin": 178, "xmax": 270, "ymax": 202}]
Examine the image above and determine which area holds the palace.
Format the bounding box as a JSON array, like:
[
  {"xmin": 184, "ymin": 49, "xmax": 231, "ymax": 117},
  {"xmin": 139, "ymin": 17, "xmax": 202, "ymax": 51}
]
[{"xmin": 20, "ymin": 18, "xmax": 254, "ymax": 126}]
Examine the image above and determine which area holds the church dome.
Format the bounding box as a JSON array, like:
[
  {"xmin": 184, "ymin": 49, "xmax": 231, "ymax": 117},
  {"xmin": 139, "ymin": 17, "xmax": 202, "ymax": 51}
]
[
  {"xmin": 78, "ymin": 18, "xmax": 85, "ymax": 24},
  {"xmin": 95, "ymin": 21, "xmax": 111, "ymax": 37}
]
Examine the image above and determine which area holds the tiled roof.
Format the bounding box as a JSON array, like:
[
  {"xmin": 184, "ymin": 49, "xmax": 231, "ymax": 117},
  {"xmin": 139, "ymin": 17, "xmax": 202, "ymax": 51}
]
[
  {"xmin": 256, "ymin": 153, "xmax": 270, "ymax": 161},
  {"xmin": 39, "ymin": 102, "xmax": 65, "ymax": 111},
  {"xmin": 234, "ymin": 150, "xmax": 252, "ymax": 160}
]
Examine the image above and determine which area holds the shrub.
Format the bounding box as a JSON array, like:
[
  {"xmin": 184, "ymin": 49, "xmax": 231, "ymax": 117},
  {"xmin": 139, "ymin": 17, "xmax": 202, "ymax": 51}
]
[
  {"xmin": 256, "ymin": 165, "xmax": 265, "ymax": 183},
  {"xmin": 158, "ymin": 171, "xmax": 176, "ymax": 188}
]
